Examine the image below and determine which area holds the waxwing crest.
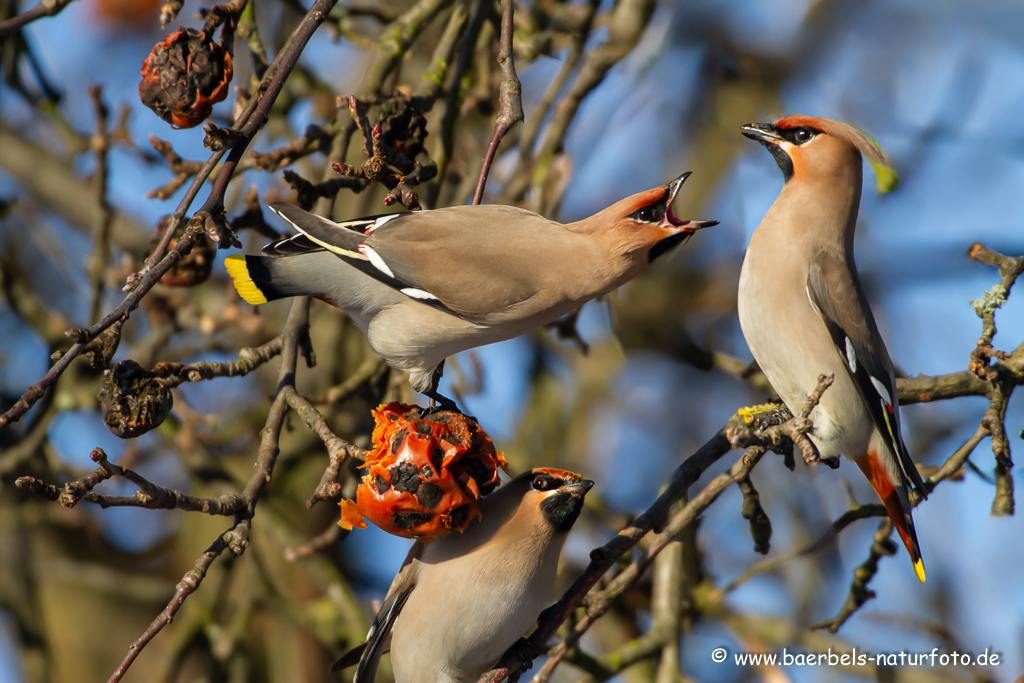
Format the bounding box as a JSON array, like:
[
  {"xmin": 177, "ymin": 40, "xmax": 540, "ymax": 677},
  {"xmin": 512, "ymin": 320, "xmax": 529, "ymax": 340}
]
[{"xmin": 773, "ymin": 116, "xmax": 894, "ymax": 177}]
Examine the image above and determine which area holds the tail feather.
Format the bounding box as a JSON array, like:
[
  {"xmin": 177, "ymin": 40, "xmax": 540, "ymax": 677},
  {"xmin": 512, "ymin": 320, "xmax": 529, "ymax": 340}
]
[
  {"xmin": 225, "ymin": 255, "xmax": 269, "ymax": 304},
  {"xmin": 225, "ymin": 253, "xmax": 333, "ymax": 304},
  {"xmin": 854, "ymin": 450, "xmax": 926, "ymax": 584}
]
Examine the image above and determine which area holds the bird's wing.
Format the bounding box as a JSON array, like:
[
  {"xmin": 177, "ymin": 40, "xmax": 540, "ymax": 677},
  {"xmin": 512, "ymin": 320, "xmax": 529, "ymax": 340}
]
[
  {"xmin": 333, "ymin": 204, "xmax": 567, "ymax": 320},
  {"xmin": 329, "ymin": 641, "xmax": 367, "ymax": 673},
  {"xmin": 265, "ymin": 202, "xmax": 391, "ymax": 258},
  {"xmin": 806, "ymin": 251, "xmax": 927, "ymax": 496},
  {"xmin": 267, "ymin": 203, "xmax": 467, "ymax": 317},
  {"xmin": 268, "ymin": 203, "xmax": 553, "ymax": 319},
  {"xmin": 362, "ymin": 205, "xmax": 556, "ymax": 320},
  {"xmin": 332, "ymin": 542, "xmax": 423, "ymax": 680}
]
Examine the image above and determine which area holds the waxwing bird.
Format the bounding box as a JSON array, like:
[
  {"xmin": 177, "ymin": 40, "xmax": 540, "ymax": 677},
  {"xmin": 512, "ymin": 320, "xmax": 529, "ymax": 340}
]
[
  {"xmin": 226, "ymin": 174, "xmax": 716, "ymax": 407},
  {"xmin": 332, "ymin": 468, "xmax": 594, "ymax": 683},
  {"xmin": 737, "ymin": 115, "xmax": 929, "ymax": 583}
]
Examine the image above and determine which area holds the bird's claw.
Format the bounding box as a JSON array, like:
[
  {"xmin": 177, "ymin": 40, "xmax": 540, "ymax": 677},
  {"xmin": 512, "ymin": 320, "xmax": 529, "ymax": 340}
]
[
  {"xmin": 819, "ymin": 455, "xmax": 841, "ymax": 469},
  {"xmin": 509, "ymin": 637, "xmax": 534, "ymax": 672},
  {"xmin": 802, "ymin": 450, "xmax": 841, "ymax": 469},
  {"xmin": 425, "ymin": 391, "xmax": 459, "ymax": 413}
]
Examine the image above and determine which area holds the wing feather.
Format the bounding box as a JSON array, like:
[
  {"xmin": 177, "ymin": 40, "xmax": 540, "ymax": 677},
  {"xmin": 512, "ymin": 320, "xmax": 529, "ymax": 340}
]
[
  {"xmin": 265, "ymin": 203, "xmax": 561, "ymax": 320},
  {"xmin": 333, "ymin": 543, "xmax": 424, "ymax": 680},
  {"xmin": 806, "ymin": 252, "xmax": 927, "ymax": 497}
]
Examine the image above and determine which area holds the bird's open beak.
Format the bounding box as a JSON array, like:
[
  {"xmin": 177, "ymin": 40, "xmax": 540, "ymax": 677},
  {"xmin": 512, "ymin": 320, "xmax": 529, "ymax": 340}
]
[
  {"xmin": 663, "ymin": 171, "xmax": 718, "ymax": 233},
  {"xmin": 740, "ymin": 123, "xmax": 784, "ymax": 145}
]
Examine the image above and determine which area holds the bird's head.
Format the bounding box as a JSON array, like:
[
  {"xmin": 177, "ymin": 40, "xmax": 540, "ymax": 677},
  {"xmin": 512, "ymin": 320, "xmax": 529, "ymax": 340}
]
[
  {"xmin": 574, "ymin": 172, "xmax": 718, "ymax": 264},
  {"xmin": 740, "ymin": 115, "xmax": 894, "ymax": 186},
  {"xmin": 501, "ymin": 467, "xmax": 594, "ymax": 535}
]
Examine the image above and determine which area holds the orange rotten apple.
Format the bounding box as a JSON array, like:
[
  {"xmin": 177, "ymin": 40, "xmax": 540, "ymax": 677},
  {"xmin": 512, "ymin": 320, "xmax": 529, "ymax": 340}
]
[
  {"xmin": 339, "ymin": 403, "xmax": 507, "ymax": 541},
  {"xmin": 139, "ymin": 27, "xmax": 233, "ymax": 129}
]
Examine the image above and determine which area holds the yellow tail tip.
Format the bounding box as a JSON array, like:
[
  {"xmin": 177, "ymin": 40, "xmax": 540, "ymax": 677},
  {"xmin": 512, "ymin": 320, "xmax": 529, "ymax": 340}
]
[
  {"xmin": 224, "ymin": 255, "xmax": 268, "ymax": 305},
  {"xmin": 913, "ymin": 558, "xmax": 926, "ymax": 584}
]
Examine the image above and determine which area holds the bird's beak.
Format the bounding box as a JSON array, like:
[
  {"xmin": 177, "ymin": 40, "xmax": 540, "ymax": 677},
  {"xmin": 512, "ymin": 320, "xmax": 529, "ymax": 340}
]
[
  {"xmin": 663, "ymin": 171, "xmax": 718, "ymax": 233},
  {"xmin": 740, "ymin": 122, "xmax": 784, "ymax": 145},
  {"xmin": 565, "ymin": 478, "xmax": 595, "ymax": 497}
]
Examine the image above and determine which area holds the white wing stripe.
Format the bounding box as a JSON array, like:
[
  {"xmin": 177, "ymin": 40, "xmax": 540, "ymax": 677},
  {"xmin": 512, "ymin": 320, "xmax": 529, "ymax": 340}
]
[
  {"xmin": 367, "ymin": 214, "xmax": 400, "ymax": 232},
  {"xmin": 869, "ymin": 375, "xmax": 892, "ymax": 407},
  {"xmin": 400, "ymin": 287, "xmax": 438, "ymax": 301},
  {"xmin": 359, "ymin": 245, "xmax": 394, "ymax": 278},
  {"xmin": 845, "ymin": 337, "xmax": 858, "ymax": 373}
]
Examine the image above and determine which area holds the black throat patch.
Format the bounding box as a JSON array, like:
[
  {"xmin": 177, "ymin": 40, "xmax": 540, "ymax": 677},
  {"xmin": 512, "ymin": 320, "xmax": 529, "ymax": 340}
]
[
  {"xmin": 765, "ymin": 142, "xmax": 794, "ymax": 181},
  {"xmin": 648, "ymin": 231, "xmax": 691, "ymax": 263},
  {"xmin": 540, "ymin": 491, "xmax": 585, "ymax": 533}
]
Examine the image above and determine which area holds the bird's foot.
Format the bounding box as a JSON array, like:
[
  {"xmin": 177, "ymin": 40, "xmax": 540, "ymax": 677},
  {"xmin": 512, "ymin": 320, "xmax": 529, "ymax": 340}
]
[
  {"xmin": 801, "ymin": 449, "xmax": 841, "ymax": 469},
  {"xmin": 423, "ymin": 391, "xmax": 459, "ymax": 413},
  {"xmin": 418, "ymin": 393, "xmax": 480, "ymax": 423},
  {"xmin": 817, "ymin": 454, "xmax": 841, "ymax": 469}
]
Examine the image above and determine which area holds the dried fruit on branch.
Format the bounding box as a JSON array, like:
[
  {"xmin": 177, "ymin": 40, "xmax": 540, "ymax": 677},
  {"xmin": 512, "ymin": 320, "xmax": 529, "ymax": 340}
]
[
  {"xmin": 98, "ymin": 360, "xmax": 173, "ymax": 438},
  {"xmin": 344, "ymin": 403, "xmax": 507, "ymax": 541},
  {"xmin": 139, "ymin": 27, "xmax": 233, "ymax": 129}
]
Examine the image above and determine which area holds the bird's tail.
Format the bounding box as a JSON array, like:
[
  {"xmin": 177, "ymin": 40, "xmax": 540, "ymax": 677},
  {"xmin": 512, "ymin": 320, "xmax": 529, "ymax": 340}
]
[
  {"xmin": 225, "ymin": 254, "xmax": 330, "ymax": 305},
  {"xmin": 854, "ymin": 450, "xmax": 926, "ymax": 584}
]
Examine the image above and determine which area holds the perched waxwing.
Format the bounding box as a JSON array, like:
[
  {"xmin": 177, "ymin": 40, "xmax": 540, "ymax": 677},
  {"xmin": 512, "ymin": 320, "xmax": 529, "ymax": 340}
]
[
  {"xmin": 332, "ymin": 468, "xmax": 594, "ymax": 683},
  {"xmin": 737, "ymin": 116, "xmax": 928, "ymax": 583},
  {"xmin": 226, "ymin": 174, "xmax": 716, "ymax": 407}
]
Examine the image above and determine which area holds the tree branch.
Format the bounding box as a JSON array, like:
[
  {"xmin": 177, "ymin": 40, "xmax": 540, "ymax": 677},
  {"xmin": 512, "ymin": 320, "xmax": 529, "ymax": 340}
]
[
  {"xmin": 471, "ymin": 0, "xmax": 522, "ymax": 205},
  {"xmin": 0, "ymin": 0, "xmax": 77, "ymax": 39}
]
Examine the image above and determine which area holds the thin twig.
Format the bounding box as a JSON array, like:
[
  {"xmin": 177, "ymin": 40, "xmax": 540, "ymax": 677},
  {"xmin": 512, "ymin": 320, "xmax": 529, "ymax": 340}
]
[
  {"xmin": 471, "ymin": 0, "xmax": 522, "ymax": 205},
  {"xmin": 284, "ymin": 524, "xmax": 345, "ymax": 561},
  {"xmin": 0, "ymin": 0, "xmax": 77, "ymax": 38},
  {"xmin": 87, "ymin": 84, "xmax": 115, "ymax": 325},
  {"xmin": 150, "ymin": 337, "xmax": 285, "ymax": 388},
  {"xmin": 104, "ymin": 300, "xmax": 309, "ymax": 682},
  {"xmin": 17, "ymin": 448, "xmax": 248, "ymax": 514},
  {"xmin": 105, "ymin": 530, "xmax": 233, "ymax": 683},
  {"xmin": 0, "ymin": 0, "xmax": 339, "ymax": 433}
]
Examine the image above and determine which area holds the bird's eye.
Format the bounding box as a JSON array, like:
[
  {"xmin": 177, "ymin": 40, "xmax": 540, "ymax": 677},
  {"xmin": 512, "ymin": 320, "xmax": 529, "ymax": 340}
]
[
  {"xmin": 636, "ymin": 207, "xmax": 653, "ymax": 222},
  {"xmin": 532, "ymin": 476, "xmax": 550, "ymax": 491},
  {"xmin": 794, "ymin": 128, "xmax": 812, "ymax": 143}
]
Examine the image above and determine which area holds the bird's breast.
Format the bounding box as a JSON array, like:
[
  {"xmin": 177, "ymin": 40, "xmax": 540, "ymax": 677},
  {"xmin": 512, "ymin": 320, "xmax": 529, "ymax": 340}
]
[
  {"xmin": 737, "ymin": 244, "xmax": 872, "ymax": 459},
  {"xmin": 390, "ymin": 539, "xmax": 560, "ymax": 682}
]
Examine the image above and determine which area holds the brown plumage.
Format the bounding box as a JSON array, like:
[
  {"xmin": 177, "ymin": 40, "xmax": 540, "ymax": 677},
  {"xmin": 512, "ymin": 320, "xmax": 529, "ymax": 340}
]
[
  {"xmin": 333, "ymin": 468, "xmax": 594, "ymax": 683},
  {"xmin": 738, "ymin": 115, "xmax": 928, "ymax": 583},
  {"xmin": 226, "ymin": 174, "xmax": 716, "ymax": 407}
]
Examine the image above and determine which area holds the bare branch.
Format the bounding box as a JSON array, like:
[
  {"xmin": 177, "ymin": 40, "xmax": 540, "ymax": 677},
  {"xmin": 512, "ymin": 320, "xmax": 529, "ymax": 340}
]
[
  {"xmin": 17, "ymin": 448, "xmax": 247, "ymax": 514},
  {"xmin": 0, "ymin": 0, "xmax": 339, "ymax": 433},
  {"xmin": 0, "ymin": 0, "xmax": 77, "ymax": 39},
  {"xmin": 471, "ymin": 0, "xmax": 522, "ymax": 205}
]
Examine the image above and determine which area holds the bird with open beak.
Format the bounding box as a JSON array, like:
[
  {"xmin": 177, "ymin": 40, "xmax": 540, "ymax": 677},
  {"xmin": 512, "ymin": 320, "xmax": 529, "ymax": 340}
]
[
  {"xmin": 332, "ymin": 468, "xmax": 594, "ymax": 683},
  {"xmin": 737, "ymin": 115, "xmax": 928, "ymax": 583},
  {"xmin": 226, "ymin": 173, "xmax": 716, "ymax": 408}
]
